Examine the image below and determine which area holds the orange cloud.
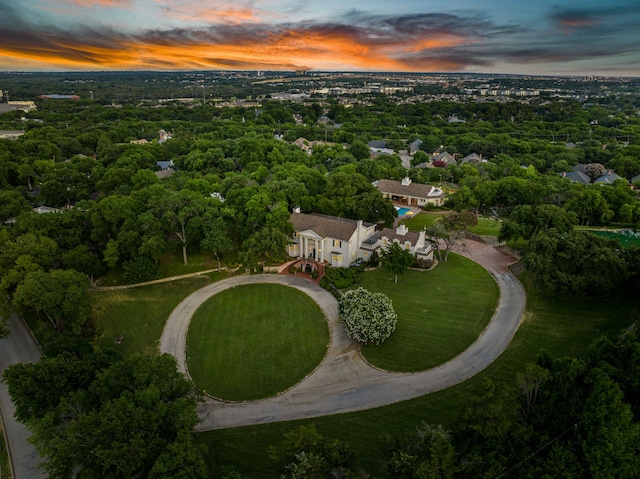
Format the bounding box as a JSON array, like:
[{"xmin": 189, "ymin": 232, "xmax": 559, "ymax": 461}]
[{"xmin": 0, "ymin": 26, "xmax": 476, "ymax": 72}]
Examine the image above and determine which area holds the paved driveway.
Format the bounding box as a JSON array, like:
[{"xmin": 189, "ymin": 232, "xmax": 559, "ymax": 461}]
[{"xmin": 160, "ymin": 239, "xmax": 525, "ymax": 431}]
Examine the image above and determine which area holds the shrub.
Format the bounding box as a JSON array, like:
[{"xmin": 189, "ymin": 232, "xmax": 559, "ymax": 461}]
[
  {"xmin": 339, "ymin": 287, "xmax": 397, "ymax": 345},
  {"xmin": 413, "ymin": 258, "xmax": 435, "ymax": 269},
  {"xmin": 320, "ymin": 266, "xmax": 363, "ymax": 290},
  {"xmin": 122, "ymin": 257, "xmax": 158, "ymax": 283}
]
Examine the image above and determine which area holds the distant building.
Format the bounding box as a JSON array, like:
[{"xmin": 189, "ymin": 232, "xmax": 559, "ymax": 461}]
[
  {"xmin": 559, "ymin": 170, "xmax": 590, "ymax": 185},
  {"xmin": 375, "ymin": 177, "xmax": 445, "ymax": 207},
  {"xmin": 39, "ymin": 94, "xmax": 80, "ymax": 100},
  {"xmin": 0, "ymin": 130, "xmax": 25, "ymax": 140},
  {"xmin": 594, "ymin": 170, "xmax": 626, "ymax": 184}
]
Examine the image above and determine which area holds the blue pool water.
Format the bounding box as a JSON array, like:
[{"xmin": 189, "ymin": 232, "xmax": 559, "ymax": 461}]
[{"xmin": 395, "ymin": 207, "xmax": 411, "ymax": 216}]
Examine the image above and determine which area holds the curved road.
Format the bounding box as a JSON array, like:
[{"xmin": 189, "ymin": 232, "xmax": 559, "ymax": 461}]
[
  {"xmin": 0, "ymin": 315, "xmax": 46, "ymax": 479},
  {"xmin": 160, "ymin": 240, "xmax": 525, "ymax": 431}
]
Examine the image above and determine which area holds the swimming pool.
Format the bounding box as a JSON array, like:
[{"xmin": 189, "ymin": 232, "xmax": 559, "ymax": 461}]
[{"xmin": 395, "ymin": 207, "xmax": 411, "ymax": 216}]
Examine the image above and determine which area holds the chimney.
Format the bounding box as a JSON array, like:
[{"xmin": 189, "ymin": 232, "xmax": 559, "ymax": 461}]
[
  {"xmin": 401, "ymin": 177, "xmax": 412, "ymax": 186},
  {"xmin": 292, "ymin": 206, "xmax": 301, "ymax": 214},
  {"xmin": 396, "ymin": 224, "xmax": 408, "ymax": 236}
]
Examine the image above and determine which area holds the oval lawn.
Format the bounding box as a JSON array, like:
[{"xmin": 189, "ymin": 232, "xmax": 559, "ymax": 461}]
[{"xmin": 186, "ymin": 283, "xmax": 329, "ymax": 401}]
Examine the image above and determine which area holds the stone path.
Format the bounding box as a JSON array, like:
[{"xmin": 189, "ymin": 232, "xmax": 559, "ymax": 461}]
[{"xmin": 159, "ymin": 239, "xmax": 525, "ymax": 431}]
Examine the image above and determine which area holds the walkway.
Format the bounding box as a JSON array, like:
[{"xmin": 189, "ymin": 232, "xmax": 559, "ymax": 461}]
[{"xmin": 159, "ymin": 239, "xmax": 525, "ymax": 431}]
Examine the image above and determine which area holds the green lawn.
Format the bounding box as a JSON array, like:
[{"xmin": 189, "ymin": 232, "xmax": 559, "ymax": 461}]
[
  {"xmin": 467, "ymin": 217, "xmax": 502, "ymax": 237},
  {"xmin": 96, "ymin": 249, "xmax": 239, "ymax": 287},
  {"xmin": 200, "ymin": 273, "xmax": 637, "ymax": 479},
  {"xmin": 355, "ymin": 254, "xmax": 498, "ymax": 371},
  {"xmin": 401, "ymin": 212, "xmax": 444, "ymax": 231},
  {"xmin": 91, "ymin": 275, "xmax": 227, "ymax": 356},
  {"xmin": 186, "ymin": 284, "xmax": 329, "ymax": 401}
]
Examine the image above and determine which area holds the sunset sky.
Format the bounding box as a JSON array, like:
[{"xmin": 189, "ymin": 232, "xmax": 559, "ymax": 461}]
[{"xmin": 1, "ymin": 0, "xmax": 639, "ymax": 76}]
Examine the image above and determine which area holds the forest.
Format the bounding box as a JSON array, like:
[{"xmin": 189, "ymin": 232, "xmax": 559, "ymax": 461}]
[{"xmin": 1, "ymin": 73, "xmax": 640, "ymax": 478}]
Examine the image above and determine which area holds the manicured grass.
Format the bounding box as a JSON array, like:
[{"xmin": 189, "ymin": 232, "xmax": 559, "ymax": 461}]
[
  {"xmin": 91, "ymin": 275, "xmax": 227, "ymax": 356},
  {"xmin": 401, "ymin": 212, "xmax": 444, "ymax": 231},
  {"xmin": 356, "ymin": 254, "xmax": 498, "ymax": 371},
  {"xmin": 200, "ymin": 273, "xmax": 637, "ymax": 479},
  {"xmin": 467, "ymin": 216, "xmax": 502, "ymax": 237},
  {"xmin": 186, "ymin": 284, "xmax": 329, "ymax": 401}
]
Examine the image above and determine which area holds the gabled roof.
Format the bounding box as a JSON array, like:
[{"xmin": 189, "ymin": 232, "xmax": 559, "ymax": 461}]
[
  {"xmin": 376, "ymin": 178, "xmax": 444, "ymax": 199},
  {"xmin": 460, "ymin": 152, "xmax": 484, "ymax": 163},
  {"xmin": 559, "ymin": 170, "xmax": 590, "ymax": 185},
  {"xmin": 432, "ymin": 151, "xmax": 456, "ymax": 165},
  {"xmin": 594, "ymin": 172, "xmax": 626, "ymax": 184},
  {"xmin": 291, "ymin": 212, "xmax": 374, "ymax": 241}
]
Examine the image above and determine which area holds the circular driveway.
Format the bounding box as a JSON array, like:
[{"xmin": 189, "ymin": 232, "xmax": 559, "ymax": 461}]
[{"xmin": 160, "ymin": 240, "xmax": 525, "ymax": 431}]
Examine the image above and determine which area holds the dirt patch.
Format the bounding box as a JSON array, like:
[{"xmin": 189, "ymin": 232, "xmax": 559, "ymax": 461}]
[{"xmin": 453, "ymin": 238, "xmax": 518, "ymax": 274}]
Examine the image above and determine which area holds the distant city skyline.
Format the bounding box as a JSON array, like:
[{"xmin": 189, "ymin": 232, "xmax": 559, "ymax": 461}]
[{"xmin": 1, "ymin": 0, "xmax": 639, "ymax": 76}]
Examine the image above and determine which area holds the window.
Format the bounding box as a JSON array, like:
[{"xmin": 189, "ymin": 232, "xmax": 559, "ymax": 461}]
[{"xmin": 332, "ymin": 239, "xmax": 342, "ymax": 247}]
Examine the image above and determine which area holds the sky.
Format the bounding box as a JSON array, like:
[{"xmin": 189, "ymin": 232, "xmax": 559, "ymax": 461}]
[{"xmin": 1, "ymin": 0, "xmax": 640, "ymax": 76}]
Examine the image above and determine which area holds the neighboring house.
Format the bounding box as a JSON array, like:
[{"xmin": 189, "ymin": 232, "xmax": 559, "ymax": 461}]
[
  {"xmin": 293, "ymin": 137, "xmax": 311, "ymax": 152},
  {"xmin": 289, "ymin": 209, "xmax": 433, "ymax": 267},
  {"xmin": 375, "ymin": 177, "xmax": 445, "ymax": 207},
  {"xmin": 431, "ymin": 151, "xmax": 457, "ymax": 166},
  {"xmin": 448, "ymin": 115, "xmax": 466, "ymax": 123},
  {"xmin": 460, "ymin": 152, "xmax": 486, "ymax": 164},
  {"xmin": 0, "ymin": 130, "xmax": 25, "ymax": 140},
  {"xmin": 360, "ymin": 224, "xmax": 434, "ymax": 262},
  {"xmin": 33, "ymin": 206, "xmax": 62, "ymax": 214},
  {"xmin": 156, "ymin": 160, "xmax": 175, "ymax": 170},
  {"xmin": 39, "ymin": 94, "xmax": 80, "ymax": 100},
  {"xmin": 415, "ymin": 161, "xmax": 434, "ymax": 169},
  {"xmin": 158, "ymin": 129, "xmax": 172, "ymax": 143},
  {"xmin": 409, "ymin": 139, "xmax": 423, "ymax": 156},
  {"xmin": 559, "ymin": 170, "xmax": 590, "ymax": 185},
  {"xmin": 289, "ymin": 208, "xmax": 377, "ymax": 267},
  {"xmin": 594, "ymin": 170, "xmax": 626, "ymax": 184},
  {"xmin": 631, "ymin": 174, "xmax": 640, "ymax": 185},
  {"xmin": 368, "ymin": 140, "xmax": 387, "ymax": 149},
  {"xmin": 368, "ymin": 140, "xmax": 394, "ymax": 156}
]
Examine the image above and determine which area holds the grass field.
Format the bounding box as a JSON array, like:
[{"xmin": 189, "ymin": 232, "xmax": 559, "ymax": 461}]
[
  {"xmin": 186, "ymin": 284, "xmax": 329, "ymax": 401},
  {"xmin": 468, "ymin": 217, "xmax": 502, "ymax": 236},
  {"xmin": 91, "ymin": 274, "xmax": 227, "ymax": 356},
  {"xmin": 401, "ymin": 212, "xmax": 444, "ymax": 230},
  {"xmin": 200, "ymin": 273, "xmax": 637, "ymax": 478},
  {"xmin": 356, "ymin": 254, "xmax": 498, "ymax": 371}
]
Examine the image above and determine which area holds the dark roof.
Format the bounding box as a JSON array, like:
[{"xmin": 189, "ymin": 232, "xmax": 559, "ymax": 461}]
[
  {"xmin": 376, "ymin": 179, "xmax": 444, "ymax": 199},
  {"xmin": 594, "ymin": 172, "xmax": 626, "ymax": 184},
  {"xmin": 559, "ymin": 170, "xmax": 590, "ymax": 185},
  {"xmin": 291, "ymin": 212, "xmax": 374, "ymax": 241},
  {"xmin": 368, "ymin": 140, "xmax": 387, "ymax": 149}
]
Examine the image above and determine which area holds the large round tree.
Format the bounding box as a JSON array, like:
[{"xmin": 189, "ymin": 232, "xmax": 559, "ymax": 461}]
[{"xmin": 339, "ymin": 287, "xmax": 397, "ymax": 345}]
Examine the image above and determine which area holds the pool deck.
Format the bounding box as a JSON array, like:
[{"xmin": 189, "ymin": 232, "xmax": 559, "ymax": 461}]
[{"xmin": 393, "ymin": 204, "xmax": 421, "ymax": 227}]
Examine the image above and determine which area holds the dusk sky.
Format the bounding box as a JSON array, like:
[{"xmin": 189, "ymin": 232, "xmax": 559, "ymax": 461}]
[{"xmin": 1, "ymin": 0, "xmax": 640, "ymax": 76}]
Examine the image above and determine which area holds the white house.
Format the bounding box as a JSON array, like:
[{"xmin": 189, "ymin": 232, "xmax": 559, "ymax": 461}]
[
  {"xmin": 289, "ymin": 208, "xmax": 376, "ymax": 267},
  {"xmin": 375, "ymin": 178, "xmax": 445, "ymax": 207},
  {"xmin": 359, "ymin": 224, "xmax": 434, "ymax": 262},
  {"xmin": 289, "ymin": 208, "xmax": 433, "ymax": 267}
]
